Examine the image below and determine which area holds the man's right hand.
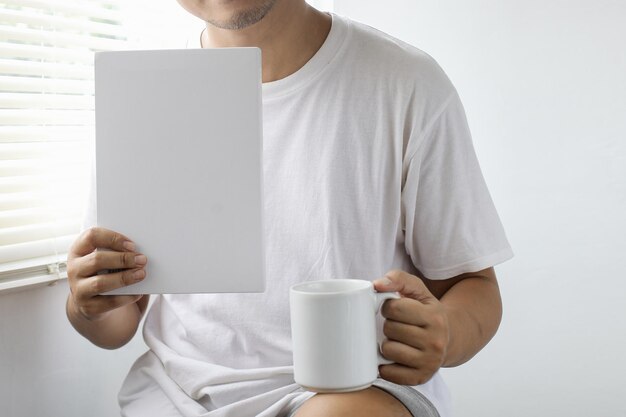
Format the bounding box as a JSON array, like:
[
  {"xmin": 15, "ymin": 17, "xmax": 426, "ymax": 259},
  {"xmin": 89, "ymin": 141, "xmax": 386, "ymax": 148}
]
[{"xmin": 67, "ymin": 227, "xmax": 147, "ymax": 321}]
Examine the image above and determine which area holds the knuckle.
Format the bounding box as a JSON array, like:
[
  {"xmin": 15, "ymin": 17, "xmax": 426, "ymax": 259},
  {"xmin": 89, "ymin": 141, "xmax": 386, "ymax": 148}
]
[
  {"xmin": 110, "ymin": 232, "xmax": 121, "ymax": 248},
  {"xmin": 414, "ymin": 277, "xmax": 427, "ymax": 290},
  {"xmin": 431, "ymin": 312, "xmax": 446, "ymax": 328},
  {"xmin": 407, "ymin": 350, "xmax": 421, "ymax": 366},
  {"xmin": 384, "ymin": 300, "xmax": 401, "ymax": 317},
  {"xmin": 90, "ymin": 277, "xmax": 105, "ymax": 295},
  {"xmin": 121, "ymin": 251, "xmax": 133, "ymax": 267},
  {"xmin": 84, "ymin": 227, "xmax": 99, "ymax": 243},
  {"xmin": 431, "ymin": 338, "xmax": 447, "ymax": 354},
  {"xmin": 90, "ymin": 251, "xmax": 104, "ymax": 269},
  {"xmin": 121, "ymin": 270, "xmax": 134, "ymax": 286},
  {"xmin": 81, "ymin": 254, "xmax": 96, "ymax": 273},
  {"xmin": 66, "ymin": 260, "xmax": 77, "ymax": 279},
  {"xmin": 72, "ymin": 280, "xmax": 87, "ymax": 300}
]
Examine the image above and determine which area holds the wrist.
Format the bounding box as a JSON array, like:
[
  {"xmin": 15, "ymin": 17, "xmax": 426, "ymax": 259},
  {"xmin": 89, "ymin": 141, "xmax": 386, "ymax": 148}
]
[
  {"xmin": 66, "ymin": 294, "xmax": 106, "ymax": 323},
  {"xmin": 440, "ymin": 303, "xmax": 468, "ymax": 368}
]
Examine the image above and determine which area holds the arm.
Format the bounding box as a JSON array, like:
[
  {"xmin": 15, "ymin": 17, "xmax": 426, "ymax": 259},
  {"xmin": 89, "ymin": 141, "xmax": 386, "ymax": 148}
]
[
  {"xmin": 66, "ymin": 293, "xmax": 150, "ymax": 350},
  {"xmin": 423, "ymin": 267, "xmax": 502, "ymax": 367},
  {"xmin": 66, "ymin": 227, "xmax": 150, "ymax": 350},
  {"xmin": 373, "ymin": 267, "xmax": 503, "ymax": 385}
]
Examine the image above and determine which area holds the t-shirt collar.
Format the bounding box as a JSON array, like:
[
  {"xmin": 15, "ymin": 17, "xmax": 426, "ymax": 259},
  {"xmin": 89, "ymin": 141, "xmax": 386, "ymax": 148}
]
[{"xmin": 188, "ymin": 13, "xmax": 350, "ymax": 101}]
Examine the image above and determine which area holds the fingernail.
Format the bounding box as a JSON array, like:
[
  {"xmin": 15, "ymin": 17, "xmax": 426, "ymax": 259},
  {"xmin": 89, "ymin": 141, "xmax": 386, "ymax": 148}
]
[
  {"xmin": 132, "ymin": 269, "xmax": 145, "ymax": 281},
  {"xmin": 134, "ymin": 254, "xmax": 147, "ymax": 265},
  {"xmin": 380, "ymin": 277, "xmax": 392, "ymax": 286},
  {"xmin": 123, "ymin": 241, "xmax": 136, "ymax": 251}
]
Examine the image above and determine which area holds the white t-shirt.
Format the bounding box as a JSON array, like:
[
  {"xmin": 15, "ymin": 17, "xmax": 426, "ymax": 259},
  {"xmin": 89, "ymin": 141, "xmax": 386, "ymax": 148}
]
[{"xmin": 87, "ymin": 12, "xmax": 514, "ymax": 417}]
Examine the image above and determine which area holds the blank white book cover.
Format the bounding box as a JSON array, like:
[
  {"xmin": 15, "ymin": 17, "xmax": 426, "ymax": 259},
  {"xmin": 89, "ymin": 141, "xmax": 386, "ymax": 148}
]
[{"xmin": 94, "ymin": 48, "xmax": 265, "ymax": 294}]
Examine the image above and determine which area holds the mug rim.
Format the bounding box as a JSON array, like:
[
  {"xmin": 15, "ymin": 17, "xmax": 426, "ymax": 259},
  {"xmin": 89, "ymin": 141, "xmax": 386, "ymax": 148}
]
[{"xmin": 290, "ymin": 279, "xmax": 372, "ymax": 295}]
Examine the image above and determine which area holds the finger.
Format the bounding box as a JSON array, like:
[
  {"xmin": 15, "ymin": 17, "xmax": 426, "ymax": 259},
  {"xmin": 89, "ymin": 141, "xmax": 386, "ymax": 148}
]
[
  {"xmin": 74, "ymin": 250, "xmax": 147, "ymax": 278},
  {"xmin": 70, "ymin": 227, "xmax": 135, "ymax": 258},
  {"xmin": 75, "ymin": 268, "xmax": 146, "ymax": 299},
  {"xmin": 381, "ymin": 298, "xmax": 429, "ymax": 326},
  {"xmin": 378, "ymin": 363, "xmax": 433, "ymax": 386},
  {"xmin": 380, "ymin": 340, "xmax": 423, "ymax": 368},
  {"xmin": 383, "ymin": 319, "xmax": 428, "ymax": 350},
  {"xmin": 373, "ymin": 270, "xmax": 436, "ymax": 304},
  {"xmin": 78, "ymin": 294, "xmax": 144, "ymax": 319}
]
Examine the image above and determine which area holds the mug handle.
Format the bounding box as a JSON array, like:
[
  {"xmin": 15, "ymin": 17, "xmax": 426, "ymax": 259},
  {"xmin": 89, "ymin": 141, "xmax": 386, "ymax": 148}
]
[{"xmin": 374, "ymin": 291, "xmax": 400, "ymax": 365}]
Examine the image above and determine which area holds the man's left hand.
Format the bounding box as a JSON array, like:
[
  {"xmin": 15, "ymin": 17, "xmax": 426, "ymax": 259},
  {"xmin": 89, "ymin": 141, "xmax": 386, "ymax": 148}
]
[{"xmin": 373, "ymin": 270, "xmax": 451, "ymax": 386}]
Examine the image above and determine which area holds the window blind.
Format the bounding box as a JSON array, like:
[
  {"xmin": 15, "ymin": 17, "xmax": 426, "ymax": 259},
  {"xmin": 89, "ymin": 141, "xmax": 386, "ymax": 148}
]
[{"xmin": 0, "ymin": 0, "xmax": 127, "ymax": 286}]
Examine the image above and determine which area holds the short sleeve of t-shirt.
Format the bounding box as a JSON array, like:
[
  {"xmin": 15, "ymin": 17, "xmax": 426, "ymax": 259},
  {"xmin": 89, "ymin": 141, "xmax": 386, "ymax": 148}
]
[{"xmin": 401, "ymin": 89, "xmax": 513, "ymax": 280}]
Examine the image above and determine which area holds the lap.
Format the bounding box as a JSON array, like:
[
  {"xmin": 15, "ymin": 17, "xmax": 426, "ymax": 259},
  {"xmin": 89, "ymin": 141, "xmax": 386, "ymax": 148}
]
[{"xmin": 292, "ymin": 386, "xmax": 412, "ymax": 417}]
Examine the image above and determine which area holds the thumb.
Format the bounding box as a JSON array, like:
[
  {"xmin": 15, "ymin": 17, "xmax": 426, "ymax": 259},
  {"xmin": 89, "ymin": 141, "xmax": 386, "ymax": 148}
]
[{"xmin": 373, "ymin": 270, "xmax": 436, "ymax": 304}]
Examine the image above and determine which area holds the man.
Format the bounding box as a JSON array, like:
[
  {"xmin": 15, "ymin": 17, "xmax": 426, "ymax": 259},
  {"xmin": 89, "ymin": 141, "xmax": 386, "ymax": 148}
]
[{"xmin": 66, "ymin": 1, "xmax": 513, "ymax": 416}]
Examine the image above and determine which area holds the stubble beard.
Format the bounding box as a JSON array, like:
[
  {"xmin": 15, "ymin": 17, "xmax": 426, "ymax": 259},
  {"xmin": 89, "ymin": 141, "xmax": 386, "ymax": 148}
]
[{"xmin": 206, "ymin": 0, "xmax": 278, "ymax": 30}]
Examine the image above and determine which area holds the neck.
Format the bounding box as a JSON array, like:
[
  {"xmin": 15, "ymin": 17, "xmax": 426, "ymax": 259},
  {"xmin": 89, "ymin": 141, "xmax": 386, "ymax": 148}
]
[{"xmin": 201, "ymin": 1, "xmax": 331, "ymax": 83}]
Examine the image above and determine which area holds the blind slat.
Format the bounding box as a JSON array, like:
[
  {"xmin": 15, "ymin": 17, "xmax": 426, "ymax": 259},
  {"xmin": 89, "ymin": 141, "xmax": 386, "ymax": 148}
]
[
  {"xmin": 0, "ymin": 9, "xmax": 125, "ymax": 38},
  {"xmin": 0, "ymin": 59, "xmax": 93, "ymax": 80},
  {"xmin": 0, "ymin": 220, "xmax": 80, "ymax": 246},
  {"xmin": 0, "ymin": 206, "xmax": 82, "ymax": 229},
  {"xmin": 0, "ymin": 42, "xmax": 97, "ymax": 65},
  {"xmin": 0, "ymin": 190, "xmax": 84, "ymax": 211},
  {"xmin": 0, "ymin": 109, "xmax": 94, "ymax": 125},
  {"xmin": 0, "ymin": 234, "xmax": 76, "ymax": 265},
  {"xmin": 0, "ymin": 75, "xmax": 93, "ymax": 94},
  {"xmin": 0, "ymin": 93, "xmax": 93, "ymax": 110},
  {"xmin": 0, "ymin": 25, "xmax": 128, "ymax": 51},
  {"xmin": 0, "ymin": 176, "xmax": 85, "ymax": 194},
  {"xmin": 0, "ymin": 141, "xmax": 89, "ymax": 159},
  {"xmin": 0, "ymin": 126, "xmax": 92, "ymax": 142},
  {"xmin": 13, "ymin": 0, "xmax": 122, "ymax": 23},
  {"xmin": 0, "ymin": 159, "xmax": 88, "ymax": 177}
]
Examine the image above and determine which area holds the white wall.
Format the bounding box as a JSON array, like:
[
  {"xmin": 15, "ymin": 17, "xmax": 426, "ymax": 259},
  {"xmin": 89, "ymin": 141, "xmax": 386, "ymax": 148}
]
[
  {"xmin": 0, "ymin": 281, "xmax": 148, "ymax": 417},
  {"xmin": 334, "ymin": 0, "xmax": 626, "ymax": 415}
]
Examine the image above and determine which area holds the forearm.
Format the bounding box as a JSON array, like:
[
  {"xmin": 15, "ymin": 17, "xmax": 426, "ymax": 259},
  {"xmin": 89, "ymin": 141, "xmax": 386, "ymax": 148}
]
[
  {"xmin": 66, "ymin": 295, "xmax": 145, "ymax": 349},
  {"xmin": 440, "ymin": 273, "xmax": 502, "ymax": 367}
]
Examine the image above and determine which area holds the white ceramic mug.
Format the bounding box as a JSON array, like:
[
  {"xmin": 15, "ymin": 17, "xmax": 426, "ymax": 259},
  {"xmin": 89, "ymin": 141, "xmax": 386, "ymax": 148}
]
[{"xmin": 289, "ymin": 279, "xmax": 400, "ymax": 393}]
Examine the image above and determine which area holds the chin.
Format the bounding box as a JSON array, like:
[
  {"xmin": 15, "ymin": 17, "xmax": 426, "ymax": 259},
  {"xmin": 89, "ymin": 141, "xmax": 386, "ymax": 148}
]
[{"xmin": 177, "ymin": 0, "xmax": 279, "ymax": 30}]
